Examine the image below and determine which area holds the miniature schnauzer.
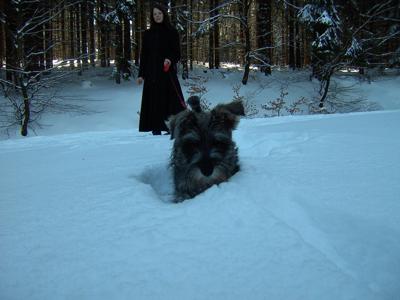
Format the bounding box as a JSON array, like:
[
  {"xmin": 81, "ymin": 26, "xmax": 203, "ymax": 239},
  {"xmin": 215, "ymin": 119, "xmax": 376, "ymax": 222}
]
[{"xmin": 168, "ymin": 96, "xmax": 244, "ymax": 202}]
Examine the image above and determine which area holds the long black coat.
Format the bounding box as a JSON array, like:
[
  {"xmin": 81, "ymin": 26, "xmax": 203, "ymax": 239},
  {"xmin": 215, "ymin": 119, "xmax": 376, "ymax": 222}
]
[{"xmin": 138, "ymin": 24, "xmax": 186, "ymax": 132}]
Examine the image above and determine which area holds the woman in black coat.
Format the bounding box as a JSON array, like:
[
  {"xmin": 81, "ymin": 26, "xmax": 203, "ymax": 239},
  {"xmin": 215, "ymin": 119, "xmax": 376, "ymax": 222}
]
[{"xmin": 137, "ymin": 3, "xmax": 186, "ymax": 135}]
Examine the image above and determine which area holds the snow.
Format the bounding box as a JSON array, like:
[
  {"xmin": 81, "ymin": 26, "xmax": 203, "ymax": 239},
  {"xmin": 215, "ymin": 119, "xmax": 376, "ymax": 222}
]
[
  {"xmin": 317, "ymin": 10, "xmax": 335, "ymax": 26},
  {"xmin": 1, "ymin": 68, "xmax": 400, "ymax": 299},
  {"xmin": 345, "ymin": 38, "xmax": 362, "ymax": 58}
]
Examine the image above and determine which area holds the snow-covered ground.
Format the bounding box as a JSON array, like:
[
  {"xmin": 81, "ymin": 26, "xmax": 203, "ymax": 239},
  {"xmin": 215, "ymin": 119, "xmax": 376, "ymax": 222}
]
[{"xmin": 1, "ymin": 68, "xmax": 400, "ymax": 299}]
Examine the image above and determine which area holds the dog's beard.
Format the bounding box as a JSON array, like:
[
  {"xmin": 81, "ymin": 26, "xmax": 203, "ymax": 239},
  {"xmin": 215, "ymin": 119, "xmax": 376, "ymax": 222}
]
[
  {"xmin": 172, "ymin": 139, "xmax": 239, "ymax": 201},
  {"xmin": 188, "ymin": 152, "xmax": 230, "ymax": 185}
]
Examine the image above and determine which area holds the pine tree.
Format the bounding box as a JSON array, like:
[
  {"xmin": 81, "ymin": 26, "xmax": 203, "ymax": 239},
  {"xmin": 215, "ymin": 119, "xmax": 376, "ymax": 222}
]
[{"xmin": 298, "ymin": 0, "xmax": 342, "ymax": 107}]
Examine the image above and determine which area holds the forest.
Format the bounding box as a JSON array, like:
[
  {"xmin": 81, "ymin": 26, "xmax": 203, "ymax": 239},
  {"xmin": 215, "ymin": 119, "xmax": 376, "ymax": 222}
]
[{"xmin": 0, "ymin": 0, "xmax": 399, "ymax": 136}]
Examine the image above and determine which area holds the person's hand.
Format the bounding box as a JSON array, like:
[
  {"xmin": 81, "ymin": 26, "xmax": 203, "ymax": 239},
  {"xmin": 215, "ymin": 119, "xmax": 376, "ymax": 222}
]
[
  {"xmin": 163, "ymin": 59, "xmax": 171, "ymax": 72},
  {"xmin": 164, "ymin": 59, "xmax": 171, "ymax": 67},
  {"xmin": 137, "ymin": 77, "xmax": 144, "ymax": 85}
]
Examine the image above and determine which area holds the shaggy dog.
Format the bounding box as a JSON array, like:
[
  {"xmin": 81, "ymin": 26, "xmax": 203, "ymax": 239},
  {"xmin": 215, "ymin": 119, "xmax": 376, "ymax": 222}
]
[{"xmin": 168, "ymin": 96, "xmax": 244, "ymax": 201}]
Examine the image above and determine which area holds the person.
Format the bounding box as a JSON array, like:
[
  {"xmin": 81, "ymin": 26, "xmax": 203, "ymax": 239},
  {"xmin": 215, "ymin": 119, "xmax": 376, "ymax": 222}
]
[{"xmin": 136, "ymin": 3, "xmax": 186, "ymax": 135}]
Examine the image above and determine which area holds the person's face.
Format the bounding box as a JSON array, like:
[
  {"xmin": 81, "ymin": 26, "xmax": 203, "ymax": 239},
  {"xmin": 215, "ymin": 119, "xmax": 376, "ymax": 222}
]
[{"xmin": 153, "ymin": 8, "xmax": 164, "ymax": 24}]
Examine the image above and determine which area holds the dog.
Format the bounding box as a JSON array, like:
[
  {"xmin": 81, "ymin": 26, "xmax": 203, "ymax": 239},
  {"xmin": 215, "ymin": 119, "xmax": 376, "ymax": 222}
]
[{"xmin": 168, "ymin": 96, "xmax": 244, "ymax": 202}]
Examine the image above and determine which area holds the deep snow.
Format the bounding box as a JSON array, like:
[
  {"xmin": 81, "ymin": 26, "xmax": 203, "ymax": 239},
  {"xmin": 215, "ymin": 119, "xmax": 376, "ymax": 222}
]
[{"xmin": 0, "ymin": 68, "xmax": 399, "ymax": 299}]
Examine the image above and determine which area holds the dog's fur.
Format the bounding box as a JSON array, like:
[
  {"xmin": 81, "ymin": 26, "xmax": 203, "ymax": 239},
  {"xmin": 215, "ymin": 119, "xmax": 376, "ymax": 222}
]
[{"xmin": 168, "ymin": 96, "xmax": 244, "ymax": 201}]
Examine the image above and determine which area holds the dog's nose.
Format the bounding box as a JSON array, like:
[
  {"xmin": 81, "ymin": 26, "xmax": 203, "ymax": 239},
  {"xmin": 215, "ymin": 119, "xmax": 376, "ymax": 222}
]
[{"xmin": 199, "ymin": 159, "xmax": 214, "ymax": 177}]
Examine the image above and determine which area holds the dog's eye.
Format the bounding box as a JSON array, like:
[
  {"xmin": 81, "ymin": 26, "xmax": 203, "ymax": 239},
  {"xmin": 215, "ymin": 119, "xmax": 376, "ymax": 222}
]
[
  {"xmin": 212, "ymin": 139, "xmax": 230, "ymax": 153},
  {"xmin": 182, "ymin": 140, "xmax": 199, "ymax": 157}
]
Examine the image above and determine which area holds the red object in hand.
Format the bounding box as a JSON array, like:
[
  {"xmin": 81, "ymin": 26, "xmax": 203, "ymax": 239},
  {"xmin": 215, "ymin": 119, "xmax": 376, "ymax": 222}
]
[{"xmin": 163, "ymin": 63, "xmax": 170, "ymax": 72}]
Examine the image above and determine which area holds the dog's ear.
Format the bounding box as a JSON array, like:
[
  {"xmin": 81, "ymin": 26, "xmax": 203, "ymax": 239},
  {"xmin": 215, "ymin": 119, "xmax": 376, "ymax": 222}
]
[
  {"xmin": 211, "ymin": 100, "xmax": 244, "ymax": 131},
  {"xmin": 187, "ymin": 95, "xmax": 202, "ymax": 113},
  {"xmin": 214, "ymin": 100, "xmax": 245, "ymax": 117}
]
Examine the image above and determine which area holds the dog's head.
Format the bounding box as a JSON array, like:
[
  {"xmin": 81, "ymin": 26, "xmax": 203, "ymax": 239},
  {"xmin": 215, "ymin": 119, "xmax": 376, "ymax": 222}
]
[
  {"xmin": 169, "ymin": 96, "xmax": 244, "ymax": 200},
  {"xmin": 169, "ymin": 96, "xmax": 244, "ymax": 140}
]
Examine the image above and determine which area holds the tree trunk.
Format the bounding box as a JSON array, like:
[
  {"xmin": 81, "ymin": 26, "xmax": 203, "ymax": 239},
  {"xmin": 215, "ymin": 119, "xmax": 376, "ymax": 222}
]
[
  {"xmin": 98, "ymin": 0, "xmax": 107, "ymax": 67},
  {"xmin": 173, "ymin": 0, "xmax": 189, "ymax": 79},
  {"xmin": 295, "ymin": 8, "xmax": 302, "ymax": 68},
  {"xmin": 106, "ymin": 30, "xmax": 111, "ymax": 67},
  {"xmin": 170, "ymin": 0, "xmax": 177, "ymax": 23},
  {"xmin": 44, "ymin": 0, "xmax": 53, "ymax": 71},
  {"xmin": 115, "ymin": 13, "xmax": 123, "ymax": 84},
  {"xmin": 24, "ymin": 2, "xmax": 43, "ymax": 75},
  {"xmin": 189, "ymin": 0, "xmax": 193, "ymax": 71},
  {"xmin": 75, "ymin": 3, "xmax": 82, "ymax": 74},
  {"xmin": 288, "ymin": 0, "xmax": 296, "ymax": 69},
  {"xmin": 281, "ymin": 7, "xmax": 287, "ymax": 66},
  {"xmin": 88, "ymin": 1, "xmax": 96, "ymax": 67},
  {"xmin": 81, "ymin": 0, "xmax": 88, "ymax": 70},
  {"xmin": 214, "ymin": 0, "xmax": 220, "ymax": 69},
  {"xmin": 19, "ymin": 76, "xmax": 30, "ymax": 136},
  {"xmin": 123, "ymin": 16, "xmax": 131, "ymax": 64},
  {"xmin": 241, "ymin": 1, "xmax": 251, "ymax": 85},
  {"xmin": 0, "ymin": 1, "xmax": 5, "ymax": 70},
  {"xmin": 208, "ymin": 0, "xmax": 215, "ymax": 69},
  {"xmin": 319, "ymin": 69, "xmax": 333, "ymax": 108},
  {"xmin": 69, "ymin": 6, "xmax": 75, "ymax": 68},
  {"xmin": 257, "ymin": 0, "xmax": 272, "ymax": 75},
  {"xmin": 4, "ymin": 1, "xmax": 18, "ymax": 83},
  {"xmin": 293, "ymin": 0, "xmax": 302, "ymax": 69},
  {"xmin": 134, "ymin": 0, "xmax": 141, "ymax": 67},
  {"xmin": 61, "ymin": 5, "xmax": 66, "ymax": 61}
]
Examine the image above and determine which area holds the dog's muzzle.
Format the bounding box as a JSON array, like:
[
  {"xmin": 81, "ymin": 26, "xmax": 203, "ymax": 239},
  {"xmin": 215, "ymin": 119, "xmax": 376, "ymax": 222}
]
[{"xmin": 198, "ymin": 158, "xmax": 214, "ymax": 177}]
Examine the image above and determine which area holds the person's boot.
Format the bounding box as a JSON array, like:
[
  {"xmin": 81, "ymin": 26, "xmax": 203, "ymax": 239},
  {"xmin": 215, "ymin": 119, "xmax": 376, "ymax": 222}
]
[{"xmin": 152, "ymin": 130, "xmax": 161, "ymax": 135}]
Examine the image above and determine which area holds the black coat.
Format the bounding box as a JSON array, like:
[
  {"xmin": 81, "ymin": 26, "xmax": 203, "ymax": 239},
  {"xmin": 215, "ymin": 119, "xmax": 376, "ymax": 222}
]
[{"xmin": 138, "ymin": 24, "xmax": 186, "ymax": 132}]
